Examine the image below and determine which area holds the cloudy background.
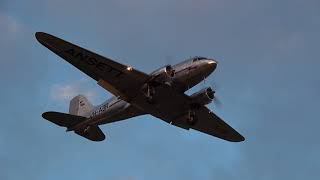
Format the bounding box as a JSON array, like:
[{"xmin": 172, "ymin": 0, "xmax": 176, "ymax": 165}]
[{"xmin": 1, "ymin": 0, "xmax": 319, "ymax": 179}]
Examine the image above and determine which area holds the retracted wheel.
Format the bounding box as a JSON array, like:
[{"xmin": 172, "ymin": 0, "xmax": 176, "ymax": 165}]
[
  {"xmin": 145, "ymin": 84, "xmax": 156, "ymax": 104},
  {"xmin": 83, "ymin": 126, "xmax": 91, "ymax": 134},
  {"xmin": 187, "ymin": 110, "xmax": 197, "ymax": 126},
  {"xmin": 146, "ymin": 96, "xmax": 156, "ymax": 104}
]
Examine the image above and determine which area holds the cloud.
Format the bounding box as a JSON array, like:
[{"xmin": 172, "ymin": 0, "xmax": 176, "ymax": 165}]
[
  {"xmin": 0, "ymin": 11, "xmax": 21, "ymax": 35},
  {"xmin": 50, "ymin": 79, "xmax": 98, "ymax": 104}
]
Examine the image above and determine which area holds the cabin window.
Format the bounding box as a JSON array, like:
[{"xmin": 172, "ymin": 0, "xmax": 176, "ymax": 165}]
[{"xmin": 192, "ymin": 56, "xmax": 206, "ymax": 62}]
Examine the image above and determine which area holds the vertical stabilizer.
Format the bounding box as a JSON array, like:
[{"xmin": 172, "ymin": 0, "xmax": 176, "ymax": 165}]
[{"xmin": 69, "ymin": 95, "xmax": 93, "ymax": 117}]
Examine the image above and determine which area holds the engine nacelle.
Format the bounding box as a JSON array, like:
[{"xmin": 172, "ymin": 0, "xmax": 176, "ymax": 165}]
[
  {"xmin": 152, "ymin": 65, "xmax": 175, "ymax": 77},
  {"xmin": 190, "ymin": 87, "xmax": 215, "ymax": 105},
  {"xmin": 150, "ymin": 65, "xmax": 175, "ymax": 84}
]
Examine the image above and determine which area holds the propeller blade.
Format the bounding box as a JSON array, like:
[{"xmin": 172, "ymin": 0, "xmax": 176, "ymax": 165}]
[{"xmin": 213, "ymin": 95, "xmax": 223, "ymax": 108}]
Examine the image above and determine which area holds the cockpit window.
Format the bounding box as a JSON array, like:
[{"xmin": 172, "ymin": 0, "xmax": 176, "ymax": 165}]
[{"xmin": 192, "ymin": 56, "xmax": 207, "ymax": 62}]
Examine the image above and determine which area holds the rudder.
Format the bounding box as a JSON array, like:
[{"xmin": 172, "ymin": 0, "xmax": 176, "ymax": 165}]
[{"xmin": 69, "ymin": 95, "xmax": 93, "ymax": 117}]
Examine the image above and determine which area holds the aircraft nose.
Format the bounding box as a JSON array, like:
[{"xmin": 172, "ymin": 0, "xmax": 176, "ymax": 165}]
[
  {"xmin": 207, "ymin": 59, "xmax": 217, "ymax": 65},
  {"xmin": 205, "ymin": 59, "xmax": 217, "ymax": 73}
]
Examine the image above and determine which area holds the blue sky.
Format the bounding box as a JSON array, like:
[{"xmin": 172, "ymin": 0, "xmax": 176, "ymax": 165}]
[{"xmin": 1, "ymin": 0, "xmax": 320, "ymax": 179}]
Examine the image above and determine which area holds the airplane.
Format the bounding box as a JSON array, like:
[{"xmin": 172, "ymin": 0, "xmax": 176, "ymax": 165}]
[{"xmin": 35, "ymin": 32, "xmax": 245, "ymax": 142}]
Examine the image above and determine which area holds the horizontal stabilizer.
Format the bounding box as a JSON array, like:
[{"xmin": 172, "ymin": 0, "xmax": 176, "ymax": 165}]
[
  {"xmin": 42, "ymin": 111, "xmax": 86, "ymax": 128},
  {"xmin": 42, "ymin": 111, "xmax": 105, "ymax": 141},
  {"xmin": 75, "ymin": 126, "xmax": 105, "ymax": 142}
]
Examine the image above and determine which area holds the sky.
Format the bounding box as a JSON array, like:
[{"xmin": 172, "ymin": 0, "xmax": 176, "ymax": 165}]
[{"xmin": 0, "ymin": 0, "xmax": 320, "ymax": 179}]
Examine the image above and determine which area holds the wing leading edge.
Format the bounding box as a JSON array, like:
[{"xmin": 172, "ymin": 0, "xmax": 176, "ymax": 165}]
[{"xmin": 35, "ymin": 32, "xmax": 149, "ymax": 101}]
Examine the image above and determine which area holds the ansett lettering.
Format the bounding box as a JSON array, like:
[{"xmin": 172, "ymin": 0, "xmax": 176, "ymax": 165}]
[{"xmin": 65, "ymin": 48, "xmax": 123, "ymax": 77}]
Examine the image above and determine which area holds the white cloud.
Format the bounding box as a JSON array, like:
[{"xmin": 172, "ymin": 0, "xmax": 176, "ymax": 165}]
[
  {"xmin": 50, "ymin": 79, "xmax": 98, "ymax": 104},
  {"xmin": 0, "ymin": 11, "xmax": 21, "ymax": 34}
]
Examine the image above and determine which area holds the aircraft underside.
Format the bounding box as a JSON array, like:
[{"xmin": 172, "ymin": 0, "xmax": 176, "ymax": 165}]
[{"xmin": 37, "ymin": 32, "xmax": 245, "ymax": 142}]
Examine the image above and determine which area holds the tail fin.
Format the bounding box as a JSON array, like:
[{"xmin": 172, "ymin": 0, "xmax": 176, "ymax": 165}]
[{"xmin": 69, "ymin": 95, "xmax": 93, "ymax": 117}]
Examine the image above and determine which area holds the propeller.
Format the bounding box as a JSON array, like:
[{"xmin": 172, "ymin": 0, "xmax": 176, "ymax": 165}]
[
  {"xmin": 213, "ymin": 94, "xmax": 223, "ymax": 108},
  {"xmin": 210, "ymin": 80, "xmax": 223, "ymax": 108}
]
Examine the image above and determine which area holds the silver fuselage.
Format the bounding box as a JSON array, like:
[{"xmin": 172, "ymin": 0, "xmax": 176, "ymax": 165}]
[{"xmin": 86, "ymin": 58, "xmax": 217, "ymax": 125}]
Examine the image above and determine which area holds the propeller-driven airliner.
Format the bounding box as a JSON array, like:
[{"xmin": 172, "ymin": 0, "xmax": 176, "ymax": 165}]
[{"xmin": 36, "ymin": 32, "xmax": 244, "ymax": 142}]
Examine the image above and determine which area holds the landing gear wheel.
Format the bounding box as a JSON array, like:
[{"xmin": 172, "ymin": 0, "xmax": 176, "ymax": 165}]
[
  {"xmin": 187, "ymin": 111, "xmax": 197, "ymax": 126},
  {"xmin": 145, "ymin": 84, "xmax": 156, "ymax": 104},
  {"xmin": 83, "ymin": 126, "xmax": 91, "ymax": 134},
  {"xmin": 146, "ymin": 96, "xmax": 155, "ymax": 104}
]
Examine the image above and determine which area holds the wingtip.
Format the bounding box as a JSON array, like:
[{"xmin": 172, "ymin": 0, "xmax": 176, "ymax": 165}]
[
  {"xmin": 35, "ymin": 32, "xmax": 43, "ymax": 40},
  {"xmin": 239, "ymin": 136, "xmax": 245, "ymax": 142},
  {"xmin": 41, "ymin": 111, "xmax": 50, "ymax": 120},
  {"xmin": 35, "ymin": 32, "xmax": 49, "ymax": 43},
  {"xmin": 235, "ymin": 134, "xmax": 245, "ymax": 142},
  {"xmin": 42, "ymin": 111, "xmax": 55, "ymax": 120},
  {"xmin": 226, "ymin": 133, "xmax": 245, "ymax": 142},
  {"xmin": 35, "ymin": 32, "xmax": 58, "ymax": 50}
]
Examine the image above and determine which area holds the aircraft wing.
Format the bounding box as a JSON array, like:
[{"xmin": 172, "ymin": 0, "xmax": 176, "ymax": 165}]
[
  {"xmin": 172, "ymin": 106, "xmax": 245, "ymax": 142},
  {"xmin": 35, "ymin": 32, "xmax": 149, "ymax": 100}
]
